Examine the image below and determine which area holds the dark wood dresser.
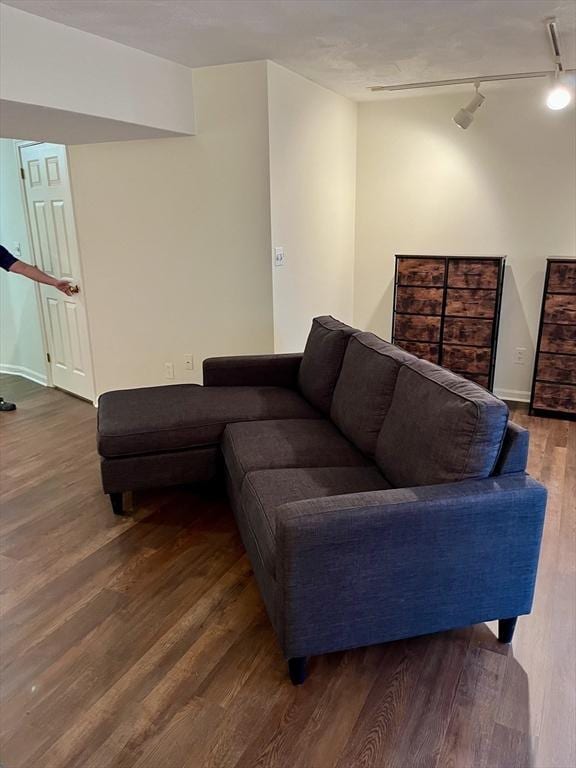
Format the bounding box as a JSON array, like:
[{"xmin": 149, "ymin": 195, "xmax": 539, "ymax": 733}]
[
  {"xmin": 392, "ymin": 255, "xmax": 505, "ymax": 391},
  {"xmin": 529, "ymin": 258, "xmax": 576, "ymax": 418}
]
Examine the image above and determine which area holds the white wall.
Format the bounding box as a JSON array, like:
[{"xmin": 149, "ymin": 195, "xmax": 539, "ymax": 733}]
[
  {"xmin": 354, "ymin": 80, "xmax": 576, "ymax": 400},
  {"xmin": 267, "ymin": 62, "xmax": 357, "ymax": 352},
  {"xmin": 0, "ymin": 138, "xmax": 47, "ymax": 383},
  {"xmin": 0, "ymin": 3, "xmax": 195, "ymax": 142},
  {"xmin": 68, "ymin": 61, "xmax": 274, "ymax": 396}
]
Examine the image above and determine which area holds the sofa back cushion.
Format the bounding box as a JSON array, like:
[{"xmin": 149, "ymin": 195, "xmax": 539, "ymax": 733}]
[
  {"xmin": 331, "ymin": 333, "xmax": 413, "ymax": 456},
  {"xmin": 298, "ymin": 316, "xmax": 358, "ymax": 414},
  {"xmin": 375, "ymin": 357, "xmax": 508, "ymax": 487}
]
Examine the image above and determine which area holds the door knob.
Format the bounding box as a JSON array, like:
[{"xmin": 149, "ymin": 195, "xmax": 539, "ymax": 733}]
[{"xmin": 69, "ymin": 284, "xmax": 80, "ymax": 294}]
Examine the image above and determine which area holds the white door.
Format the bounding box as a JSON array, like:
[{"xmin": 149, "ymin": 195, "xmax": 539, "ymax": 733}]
[{"xmin": 19, "ymin": 143, "xmax": 94, "ymax": 401}]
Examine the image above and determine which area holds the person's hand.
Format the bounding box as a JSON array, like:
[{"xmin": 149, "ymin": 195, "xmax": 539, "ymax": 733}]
[{"xmin": 55, "ymin": 280, "xmax": 76, "ymax": 296}]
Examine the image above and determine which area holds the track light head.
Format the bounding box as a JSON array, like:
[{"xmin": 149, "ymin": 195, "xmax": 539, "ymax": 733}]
[
  {"xmin": 547, "ymin": 82, "xmax": 572, "ymax": 109},
  {"xmin": 546, "ymin": 72, "xmax": 572, "ymax": 110},
  {"xmin": 453, "ymin": 85, "xmax": 485, "ymax": 129},
  {"xmin": 545, "ymin": 17, "xmax": 573, "ymax": 110}
]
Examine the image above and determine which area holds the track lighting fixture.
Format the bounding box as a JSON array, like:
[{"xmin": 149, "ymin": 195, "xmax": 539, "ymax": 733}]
[
  {"xmin": 546, "ymin": 19, "xmax": 572, "ymax": 110},
  {"xmin": 547, "ymin": 79, "xmax": 572, "ymax": 110},
  {"xmin": 369, "ymin": 17, "xmax": 573, "ymax": 126},
  {"xmin": 453, "ymin": 84, "xmax": 485, "ymax": 129}
]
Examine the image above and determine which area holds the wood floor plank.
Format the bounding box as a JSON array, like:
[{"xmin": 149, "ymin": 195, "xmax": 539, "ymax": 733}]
[
  {"xmin": 0, "ymin": 376, "xmax": 574, "ymax": 768},
  {"xmin": 435, "ymin": 632, "xmax": 508, "ymax": 768}
]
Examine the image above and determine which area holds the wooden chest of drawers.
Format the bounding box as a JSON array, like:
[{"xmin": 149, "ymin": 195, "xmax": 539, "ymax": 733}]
[
  {"xmin": 530, "ymin": 258, "xmax": 576, "ymax": 418},
  {"xmin": 392, "ymin": 255, "xmax": 505, "ymax": 390}
]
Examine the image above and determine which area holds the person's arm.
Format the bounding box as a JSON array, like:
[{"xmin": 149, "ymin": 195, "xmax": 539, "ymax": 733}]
[{"xmin": 9, "ymin": 260, "xmax": 76, "ymax": 296}]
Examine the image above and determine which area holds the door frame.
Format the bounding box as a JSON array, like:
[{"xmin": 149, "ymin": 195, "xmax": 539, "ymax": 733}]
[{"xmin": 14, "ymin": 140, "xmax": 97, "ymax": 402}]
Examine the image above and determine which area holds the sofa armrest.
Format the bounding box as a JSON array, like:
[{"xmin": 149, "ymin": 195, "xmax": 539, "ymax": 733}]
[
  {"xmin": 203, "ymin": 353, "xmax": 303, "ymax": 388},
  {"xmin": 275, "ymin": 474, "xmax": 547, "ymax": 658}
]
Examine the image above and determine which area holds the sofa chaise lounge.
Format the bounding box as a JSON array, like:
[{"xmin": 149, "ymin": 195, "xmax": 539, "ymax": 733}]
[{"xmin": 97, "ymin": 316, "xmax": 547, "ymax": 684}]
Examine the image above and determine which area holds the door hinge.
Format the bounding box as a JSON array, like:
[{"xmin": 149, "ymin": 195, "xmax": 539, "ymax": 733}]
[
  {"xmin": 46, "ymin": 352, "xmax": 51, "ymax": 363},
  {"xmin": 20, "ymin": 167, "xmax": 25, "ymax": 180}
]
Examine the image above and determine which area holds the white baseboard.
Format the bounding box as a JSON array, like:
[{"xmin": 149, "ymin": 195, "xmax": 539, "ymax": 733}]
[
  {"xmin": 0, "ymin": 364, "xmax": 48, "ymax": 387},
  {"xmin": 494, "ymin": 388, "xmax": 531, "ymax": 403}
]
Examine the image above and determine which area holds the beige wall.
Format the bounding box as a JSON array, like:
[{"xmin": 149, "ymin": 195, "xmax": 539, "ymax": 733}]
[
  {"xmin": 68, "ymin": 61, "xmax": 274, "ymax": 396},
  {"xmin": 354, "ymin": 81, "xmax": 576, "ymax": 400},
  {"xmin": 0, "ymin": 138, "xmax": 47, "ymax": 383},
  {"xmin": 267, "ymin": 62, "xmax": 357, "ymax": 352}
]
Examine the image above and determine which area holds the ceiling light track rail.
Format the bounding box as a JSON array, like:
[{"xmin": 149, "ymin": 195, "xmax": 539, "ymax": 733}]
[{"xmin": 369, "ymin": 69, "xmax": 575, "ymax": 93}]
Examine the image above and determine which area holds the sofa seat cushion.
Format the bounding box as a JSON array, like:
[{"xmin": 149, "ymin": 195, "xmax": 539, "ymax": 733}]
[
  {"xmin": 330, "ymin": 334, "xmax": 414, "ymax": 456},
  {"xmin": 376, "ymin": 358, "xmax": 509, "ymax": 487},
  {"xmin": 222, "ymin": 418, "xmax": 371, "ymax": 491},
  {"xmin": 242, "ymin": 466, "xmax": 391, "ymax": 576},
  {"xmin": 298, "ymin": 316, "xmax": 358, "ymax": 414},
  {"xmin": 98, "ymin": 385, "xmax": 320, "ymax": 458}
]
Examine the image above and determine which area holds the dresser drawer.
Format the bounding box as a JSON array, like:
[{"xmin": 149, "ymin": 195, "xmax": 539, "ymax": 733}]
[
  {"xmin": 536, "ymin": 353, "xmax": 576, "ymax": 385},
  {"xmin": 445, "ymin": 289, "xmax": 496, "ymax": 318},
  {"xmin": 443, "ymin": 317, "xmax": 493, "ymax": 347},
  {"xmin": 394, "ymin": 340, "xmax": 440, "ymax": 363},
  {"xmin": 395, "ymin": 286, "xmax": 443, "ymax": 316},
  {"xmin": 442, "ymin": 345, "xmax": 491, "ymax": 374},
  {"xmin": 397, "ymin": 258, "xmax": 445, "ymax": 287},
  {"xmin": 394, "ymin": 315, "xmax": 441, "ymax": 342},
  {"xmin": 533, "ymin": 382, "xmax": 576, "ymax": 414},
  {"xmin": 543, "ymin": 293, "xmax": 576, "ymax": 324},
  {"xmin": 540, "ymin": 323, "xmax": 576, "ymax": 354},
  {"xmin": 548, "ymin": 261, "xmax": 576, "ymax": 294},
  {"xmin": 447, "ymin": 259, "xmax": 499, "ymax": 289}
]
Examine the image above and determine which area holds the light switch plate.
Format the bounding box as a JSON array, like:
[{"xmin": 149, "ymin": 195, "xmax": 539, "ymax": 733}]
[{"xmin": 274, "ymin": 247, "xmax": 286, "ymax": 267}]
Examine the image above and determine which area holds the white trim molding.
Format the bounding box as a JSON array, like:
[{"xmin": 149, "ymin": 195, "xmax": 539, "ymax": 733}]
[
  {"xmin": 494, "ymin": 388, "xmax": 531, "ymax": 403},
  {"xmin": 0, "ymin": 364, "xmax": 48, "ymax": 387}
]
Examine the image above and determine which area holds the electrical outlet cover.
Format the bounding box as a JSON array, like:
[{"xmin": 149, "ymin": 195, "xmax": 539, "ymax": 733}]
[{"xmin": 274, "ymin": 247, "xmax": 286, "ymax": 267}]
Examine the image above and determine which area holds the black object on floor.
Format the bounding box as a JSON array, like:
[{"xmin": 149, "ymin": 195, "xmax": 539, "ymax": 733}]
[
  {"xmin": 288, "ymin": 657, "xmax": 308, "ymax": 685},
  {"xmin": 498, "ymin": 617, "xmax": 518, "ymax": 644},
  {"xmin": 0, "ymin": 397, "xmax": 16, "ymax": 412},
  {"xmin": 110, "ymin": 492, "xmax": 125, "ymax": 515}
]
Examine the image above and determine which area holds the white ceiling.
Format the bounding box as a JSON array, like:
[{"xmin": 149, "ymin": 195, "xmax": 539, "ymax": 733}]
[{"xmin": 3, "ymin": 0, "xmax": 576, "ymax": 100}]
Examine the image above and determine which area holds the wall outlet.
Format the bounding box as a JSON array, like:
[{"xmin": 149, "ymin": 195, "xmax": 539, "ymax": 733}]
[
  {"xmin": 164, "ymin": 362, "xmax": 175, "ymax": 379},
  {"xmin": 184, "ymin": 354, "xmax": 194, "ymax": 371},
  {"xmin": 513, "ymin": 347, "xmax": 527, "ymax": 366},
  {"xmin": 274, "ymin": 246, "xmax": 286, "ymax": 267}
]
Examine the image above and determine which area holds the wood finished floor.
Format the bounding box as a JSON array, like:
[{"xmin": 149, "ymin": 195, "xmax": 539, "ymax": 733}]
[{"xmin": 0, "ymin": 374, "xmax": 574, "ymax": 768}]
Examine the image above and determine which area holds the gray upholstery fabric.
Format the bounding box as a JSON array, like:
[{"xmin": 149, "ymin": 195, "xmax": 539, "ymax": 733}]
[
  {"xmin": 203, "ymin": 354, "xmax": 303, "ymax": 388},
  {"xmin": 298, "ymin": 316, "xmax": 357, "ymax": 414},
  {"xmin": 222, "ymin": 418, "xmax": 371, "ymax": 491},
  {"xmin": 274, "ymin": 474, "xmax": 547, "ymax": 657},
  {"xmin": 375, "ymin": 359, "xmax": 509, "ymax": 487},
  {"xmin": 331, "ymin": 334, "xmax": 413, "ymax": 456},
  {"xmin": 101, "ymin": 446, "xmax": 219, "ymax": 494},
  {"xmin": 494, "ymin": 422, "xmax": 529, "ymax": 475},
  {"xmin": 226, "ymin": 472, "xmax": 279, "ymax": 632},
  {"xmin": 240, "ymin": 466, "xmax": 391, "ymax": 576},
  {"xmin": 96, "ymin": 315, "xmax": 546, "ymax": 669},
  {"xmin": 98, "ymin": 385, "xmax": 320, "ymax": 458}
]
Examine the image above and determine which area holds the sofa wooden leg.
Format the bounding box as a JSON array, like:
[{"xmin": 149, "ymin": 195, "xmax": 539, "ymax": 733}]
[
  {"xmin": 498, "ymin": 617, "xmax": 518, "ymax": 644},
  {"xmin": 110, "ymin": 492, "xmax": 125, "ymax": 515},
  {"xmin": 288, "ymin": 657, "xmax": 308, "ymax": 685}
]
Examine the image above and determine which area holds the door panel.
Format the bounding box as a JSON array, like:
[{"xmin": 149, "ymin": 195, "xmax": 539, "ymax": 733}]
[
  {"xmin": 51, "ymin": 201, "xmax": 72, "ymax": 277},
  {"xmin": 20, "ymin": 143, "xmax": 94, "ymax": 401},
  {"xmin": 47, "ymin": 297, "xmax": 66, "ymax": 366}
]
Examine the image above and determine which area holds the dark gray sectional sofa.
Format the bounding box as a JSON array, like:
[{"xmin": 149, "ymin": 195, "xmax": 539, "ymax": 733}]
[{"xmin": 97, "ymin": 316, "xmax": 547, "ymax": 684}]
